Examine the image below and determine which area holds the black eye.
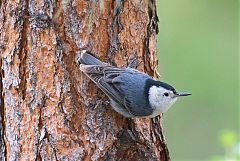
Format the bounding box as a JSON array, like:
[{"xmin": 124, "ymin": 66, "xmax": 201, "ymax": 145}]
[{"xmin": 164, "ymin": 92, "xmax": 169, "ymax": 97}]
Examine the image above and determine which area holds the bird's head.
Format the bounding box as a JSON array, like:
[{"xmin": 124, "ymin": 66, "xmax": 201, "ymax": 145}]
[{"xmin": 147, "ymin": 80, "xmax": 191, "ymax": 116}]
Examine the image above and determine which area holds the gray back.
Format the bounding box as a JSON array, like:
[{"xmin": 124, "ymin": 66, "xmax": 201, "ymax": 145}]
[{"xmin": 113, "ymin": 69, "xmax": 153, "ymax": 116}]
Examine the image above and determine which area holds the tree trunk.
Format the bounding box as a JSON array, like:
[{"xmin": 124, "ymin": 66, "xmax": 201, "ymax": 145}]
[{"xmin": 0, "ymin": 0, "xmax": 170, "ymax": 160}]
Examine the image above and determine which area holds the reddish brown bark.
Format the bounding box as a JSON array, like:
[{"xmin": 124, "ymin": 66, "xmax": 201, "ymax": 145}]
[{"xmin": 0, "ymin": 0, "xmax": 170, "ymax": 160}]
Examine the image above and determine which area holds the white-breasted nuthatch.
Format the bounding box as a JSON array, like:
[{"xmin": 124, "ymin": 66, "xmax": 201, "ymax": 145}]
[{"xmin": 76, "ymin": 50, "xmax": 191, "ymax": 118}]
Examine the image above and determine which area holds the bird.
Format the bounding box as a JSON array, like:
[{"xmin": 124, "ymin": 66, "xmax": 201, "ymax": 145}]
[{"xmin": 76, "ymin": 50, "xmax": 191, "ymax": 118}]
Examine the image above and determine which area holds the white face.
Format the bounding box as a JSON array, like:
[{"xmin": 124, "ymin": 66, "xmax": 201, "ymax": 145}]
[{"xmin": 148, "ymin": 86, "xmax": 178, "ymax": 117}]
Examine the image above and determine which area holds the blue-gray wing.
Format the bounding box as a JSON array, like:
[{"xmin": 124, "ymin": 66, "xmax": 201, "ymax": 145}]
[
  {"xmin": 112, "ymin": 70, "xmax": 154, "ymax": 116},
  {"xmin": 80, "ymin": 65, "xmax": 153, "ymax": 116},
  {"xmin": 80, "ymin": 64, "xmax": 124, "ymax": 104}
]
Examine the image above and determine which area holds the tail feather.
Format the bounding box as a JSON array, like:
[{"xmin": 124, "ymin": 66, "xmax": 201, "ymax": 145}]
[{"xmin": 76, "ymin": 50, "xmax": 103, "ymax": 65}]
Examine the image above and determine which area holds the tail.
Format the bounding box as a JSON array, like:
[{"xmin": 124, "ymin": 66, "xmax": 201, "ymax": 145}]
[{"xmin": 76, "ymin": 50, "xmax": 104, "ymax": 65}]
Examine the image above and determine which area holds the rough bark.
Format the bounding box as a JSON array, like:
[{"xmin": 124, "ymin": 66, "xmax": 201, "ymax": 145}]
[{"xmin": 0, "ymin": 0, "xmax": 170, "ymax": 160}]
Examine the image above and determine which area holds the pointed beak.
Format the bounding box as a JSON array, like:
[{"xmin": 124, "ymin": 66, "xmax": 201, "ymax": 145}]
[{"xmin": 175, "ymin": 92, "xmax": 192, "ymax": 97}]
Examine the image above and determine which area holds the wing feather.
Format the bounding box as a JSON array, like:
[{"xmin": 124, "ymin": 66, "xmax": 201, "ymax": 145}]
[
  {"xmin": 80, "ymin": 64, "xmax": 133, "ymax": 113},
  {"xmin": 80, "ymin": 64, "xmax": 152, "ymax": 116}
]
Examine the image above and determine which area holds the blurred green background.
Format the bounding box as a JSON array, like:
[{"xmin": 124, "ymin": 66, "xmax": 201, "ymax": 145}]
[{"xmin": 156, "ymin": 0, "xmax": 239, "ymax": 161}]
